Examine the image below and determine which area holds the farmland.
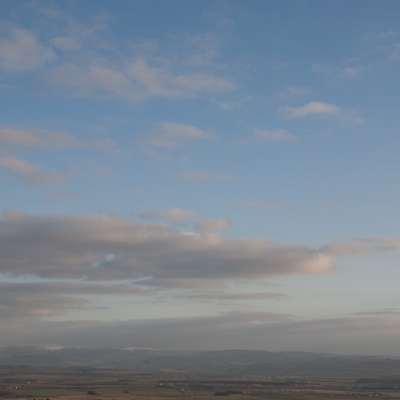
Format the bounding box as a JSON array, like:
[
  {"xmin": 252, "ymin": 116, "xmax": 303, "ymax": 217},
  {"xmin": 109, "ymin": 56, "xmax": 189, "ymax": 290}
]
[{"xmin": 2, "ymin": 366, "xmax": 400, "ymax": 400}]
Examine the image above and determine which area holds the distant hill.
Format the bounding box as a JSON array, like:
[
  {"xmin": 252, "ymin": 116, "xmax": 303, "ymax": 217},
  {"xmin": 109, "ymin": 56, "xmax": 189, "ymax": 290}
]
[{"xmin": 0, "ymin": 346, "xmax": 400, "ymax": 377}]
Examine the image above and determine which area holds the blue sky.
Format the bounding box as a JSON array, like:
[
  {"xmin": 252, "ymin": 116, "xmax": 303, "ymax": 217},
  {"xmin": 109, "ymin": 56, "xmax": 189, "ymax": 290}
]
[{"xmin": 1, "ymin": 0, "xmax": 400, "ymax": 355}]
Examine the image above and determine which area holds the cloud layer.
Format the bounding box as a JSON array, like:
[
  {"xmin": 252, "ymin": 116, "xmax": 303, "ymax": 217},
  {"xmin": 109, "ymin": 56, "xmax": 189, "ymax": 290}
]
[{"xmin": 0, "ymin": 211, "xmax": 333, "ymax": 285}]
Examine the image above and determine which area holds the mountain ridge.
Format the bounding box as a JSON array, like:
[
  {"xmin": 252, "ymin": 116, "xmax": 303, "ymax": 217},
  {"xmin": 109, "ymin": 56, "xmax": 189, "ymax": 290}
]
[{"xmin": 0, "ymin": 346, "xmax": 400, "ymax": 377}]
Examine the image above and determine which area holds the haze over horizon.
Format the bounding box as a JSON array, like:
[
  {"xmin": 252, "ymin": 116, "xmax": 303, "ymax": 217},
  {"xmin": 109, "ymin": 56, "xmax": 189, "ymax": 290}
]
[{"xmin": 1, "ymin": 0, "xmax": 400, "ymax": 357}]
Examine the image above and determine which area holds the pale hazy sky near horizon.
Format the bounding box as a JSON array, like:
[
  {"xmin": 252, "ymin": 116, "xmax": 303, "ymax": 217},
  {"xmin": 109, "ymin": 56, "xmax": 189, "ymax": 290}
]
[{"xmin": 1, "ymin": 0, "xmax": 400, "ymax": 356}]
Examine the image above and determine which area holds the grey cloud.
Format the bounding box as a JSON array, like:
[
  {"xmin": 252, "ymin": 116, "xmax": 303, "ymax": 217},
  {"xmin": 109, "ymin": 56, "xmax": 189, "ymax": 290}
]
[
  {"xmin": 0, "ymin": 281, "xmax": 152, "ymax": 296},
  {"xmin": 0, "ymin": 286, "xmax": 88, "ymax": 319},
  {"xmin": 194, "ymin": 218, "xmax": 230, "ymax": 233},
  {"xmin": 353, "ymin": 308, "xmax": 400, "ymax": 316},
  {"xmin": 0, "ymin": 281, "xmax": 156, "ymax": 320},
  {"xmin": 321, "ymin": 238, "xmax": 400, "ymax": 256},
  {"xmin": 135, "ymin": 277, "xmax": 228, "ymax": 290},
  {"xmin": 0, "ymin": 211, "xmax": 333, "ymax": 287},
  {"xmin": 172, "ymin": 290, "xmax": 286, "ymax": 303}
]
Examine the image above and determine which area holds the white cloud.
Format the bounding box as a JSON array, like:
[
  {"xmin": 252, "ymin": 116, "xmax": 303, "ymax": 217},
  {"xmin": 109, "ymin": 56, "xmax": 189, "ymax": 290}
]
[
  {"xmin": 280, "ymin": 101, "xmax": 364, "ymax": 124},
  {"xmin": 146, "ymin": 122, "xmax": 214, "ymax": 148},
  {"xmin": 177, "ymin": 170, "xmax": 235, "ymax": 181},
  {"xmin": 281, "ymin": 101, "xmax": 341, "ymax": 118},
  {"xmin": 0, "ymin": 156, "xmax": 65, "ymax": 186},
  {"xmin": 253, "ymin": 128, "xmax": 296, "ymax": 142},
  {"xmin": 0, "ymin": 27, "xmax": 55, "ymax": 72}
]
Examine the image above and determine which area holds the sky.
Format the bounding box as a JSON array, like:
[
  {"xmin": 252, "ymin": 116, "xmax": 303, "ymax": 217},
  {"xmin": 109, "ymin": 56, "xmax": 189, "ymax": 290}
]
[{"xmin": 1, "ymin": 0, "xmax": 400, "ymax": 356}]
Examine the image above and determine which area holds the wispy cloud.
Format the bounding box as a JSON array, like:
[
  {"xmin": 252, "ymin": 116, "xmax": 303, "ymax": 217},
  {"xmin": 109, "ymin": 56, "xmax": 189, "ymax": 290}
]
[
  {"xmin": 234, "ymin": 201, "xmax": 283, "ymax": 209},
  {"xmin": 173, "ymin": 290, "xmax": 286, "ymax": 303},
  {"xmin": 146, "ymin": 122, "xmax": 215, "ymax": 149},
  {"xmin": 311, "ymin": 63, "xmax": 365, "ymax": 79},
  {"xmin": 48, "ymin": 56, "xmax": 235, "ymax": 103},
  {"xmin": 389, "ymin": 43, "xmax": 400, "ymax": 61},
  {"xmin": 276, "ymin": 85, "xmax": 310, "ymax": 98},
  {"xmin": 281, "ymin": 101, "xmax": 341, "ymax": 118},
  {"xmin": 139, "ymin": 208, "xmax": 198, "ymax": 225},
  {"xmin": 0, "ymin": 157, "xmax": 66, "ymax": 186},
  {"xmin": 1, "ymin": 12, "xmax": 236, "ymax": 103},
  {"xmin": 0, "ymin": 126, "xmax": 82, "ymax": 149},
  {"xmin": 0, "ymin": 281, "xmax": 153, "ymax": 320},
  {"xmin": 280, "ymin": 101, "xmax": 364, "ymax": 124},
  {"xmin": 0, "ymin": 125, "xmax": 123, "ymax": 155},
  {"xmin": 360, "ymin": 30, "xmax": 396, "ymax": 41},
  {"xmin": 253, "ymin": 128, "xmax": 296, "ymax": 142},
  {"xmin": 341, "ymin": 67, "xmax": 363, "ymax": 78},
  {"xmin": 0, "ymin": 27, "xmax": 56, "ymax": 72},
  {"xmin": 90, "ymin": 137, "xmax": 126, "ymax": 156},
  {"xmin": 353, "ymin": 308, "xmax": 400, "ymax": 316},
  {"xmin": 321, "ymin": 237, "xmax": 400, "ymax": 256},
  {"xmin": 177, "ymin": 170, "xmax": 235, "ymax": 181}
]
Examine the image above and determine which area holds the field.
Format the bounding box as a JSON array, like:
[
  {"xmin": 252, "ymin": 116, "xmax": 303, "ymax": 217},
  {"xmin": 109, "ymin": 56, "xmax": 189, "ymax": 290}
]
[{"xmin": 2, "ymin": 366, "xmax": 400, "ymax": 400}]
